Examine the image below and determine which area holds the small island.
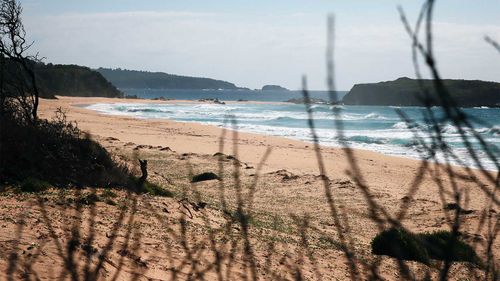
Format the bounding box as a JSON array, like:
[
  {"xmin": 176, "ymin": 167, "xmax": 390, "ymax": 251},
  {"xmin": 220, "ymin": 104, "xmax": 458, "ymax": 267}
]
[
  {"xmin": 261, "ymin": 85, "xmax": 289, "ymax": 91},
  {"xmin": 342, "ymin": 77, "xmax": 500, "ymax": 107}
]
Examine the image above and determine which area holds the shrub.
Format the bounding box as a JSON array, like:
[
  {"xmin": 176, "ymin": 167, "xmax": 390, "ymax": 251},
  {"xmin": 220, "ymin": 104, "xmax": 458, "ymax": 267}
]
[
  {"xmin": 0, "ymin": 108, "xmax": 129, "ymax": 188},
  {"xmin": 421, "ymin": 230, "xmax": 481, "ymax": 265},
  {"xmin": 371, "ymin": 227, "xmax": 481, "ymax": 266},
  {"xmin": 371, "ymin": 227, "xmax": 430, "ymax": 264},
  {"xmin": 191, "ymin": 172, "xmax": 220, "ymax": 183}
]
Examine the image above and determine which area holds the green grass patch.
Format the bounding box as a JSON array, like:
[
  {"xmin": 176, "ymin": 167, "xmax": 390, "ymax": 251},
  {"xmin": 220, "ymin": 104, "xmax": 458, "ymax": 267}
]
[
  {"xmin": 100, "ymin": 188, "xmax": 118, "ymax": 199},
  {"xmin": 250, "ymin": 215, "xmax": 293, "ymax": 233},
  {"xmin": 227, "ymin": 209, "xmax": 254, "ymax": 225},
  {"xmin": 225, "ymin": 210, "xmax": 293, "ymax": 234},
  {"xmin": 139, "ymin": 181, "xmax": 174, "ymax": 197},
  {"xmin": 128, "ymin": 176, "xmax": 174, "ymax": 197},
  {"xmin": 371, "ymin": 227, "xmax": 481, "ymax": 266},
  {"xmin": 263, "ymin": 234, "xmax": 295, "ymax": 244},
  {"xmin": 104, "ymin": 198, "xmax": 117, "ymax": 206},
  {"xmin": 317, "ymin": 236, "xmax": 343, "ymax": 250},
  {"xmin": 117, "ymin": 200, "xmax": 129, "ymax": 210},
  {"xmin": 100, "ymin": 188, "xmax": 119, "ymax": 205},
  {"xmin": 76, "ymin": 193, "xmax": 101, "ymax": 205}
]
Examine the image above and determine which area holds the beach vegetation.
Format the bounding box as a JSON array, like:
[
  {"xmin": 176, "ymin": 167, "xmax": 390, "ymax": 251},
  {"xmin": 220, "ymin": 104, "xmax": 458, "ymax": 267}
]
[
  {"xmin": 226, "ymin": 208, "xmax": 253, "ymax": 225},
  {"xmin": 0, "ymin": 107, "xmax": 130, "ymax": 188},
  {"xmin": 422, "ymin": 230, "xmax": 482, "ymax": 266},
  {"xmin": 317, "ymin": 236, "xmax": 343, "ymax": 250},
  {"xmin": 76, "ymin": 192, "xmax": 101, "ymax": 206},
  {"xmin": 136, "ymin": 178, "xmax": 174, "ymax": 197},
  {"xmin": 100, "ymin": 188, "xmax": 118, "ymax": 199},
  {"xmin": 371, "ymin": 227, "xmax": 431, "ymax": 264},
  {"xmin": 250, "ymin": 214, "xmax": 293, "ymax": 233},
  {"xmin": 371, "ymin": 227, "xmax": 481, "ymax": 266}
]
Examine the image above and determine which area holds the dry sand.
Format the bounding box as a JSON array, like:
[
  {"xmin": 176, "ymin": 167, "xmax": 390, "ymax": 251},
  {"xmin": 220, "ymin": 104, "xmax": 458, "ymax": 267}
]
[{"xmin": 0, "ymin": 96, "xmax": 497, "ymax": 280}]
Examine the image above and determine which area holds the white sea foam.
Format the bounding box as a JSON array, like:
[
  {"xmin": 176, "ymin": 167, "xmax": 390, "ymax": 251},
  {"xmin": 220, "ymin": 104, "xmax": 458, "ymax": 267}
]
[
  {"xmin": 363, "ymin": 112, "xmax": 382, "ymax": 119},
  {"xmin": 392, "ymin": 122, "xmax": 409, "ymax": 129},
  {"xmin": 85, "ymin": 102, "xmax": 500, "ymax": 171},
  {"xmin": 329, "ymin": 105, "xmax": 345, "ymax": 110}
]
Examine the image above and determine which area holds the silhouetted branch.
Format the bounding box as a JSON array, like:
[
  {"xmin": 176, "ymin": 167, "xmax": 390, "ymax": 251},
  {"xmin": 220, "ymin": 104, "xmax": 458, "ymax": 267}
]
[{"xmin": 485, "ymin": 36, "xmax": 500, "ymax": 54}]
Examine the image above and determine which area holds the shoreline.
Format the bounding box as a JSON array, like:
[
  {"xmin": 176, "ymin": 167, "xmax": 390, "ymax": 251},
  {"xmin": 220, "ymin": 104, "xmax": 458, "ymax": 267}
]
[
  {"xmin": 38, "ymin": 97, "xmax": 413, "ymax": 173},
  {"xmin": 38, "ymin": 97, "xmax": 496, "ymax": 178},
  {"xmin": 77, "ymin": 96, "xmax": 498, "ymax": 173}
]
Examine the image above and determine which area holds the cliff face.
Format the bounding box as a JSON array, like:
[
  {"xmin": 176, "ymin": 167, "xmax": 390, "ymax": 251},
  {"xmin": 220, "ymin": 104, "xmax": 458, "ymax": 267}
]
[
  {"xmin": 97, "ymin": 68, "xmax": 239, "ymax": 90},
  {"xmin": 342, "ymin": 77, "xmax": 500, "ymax": 107}
]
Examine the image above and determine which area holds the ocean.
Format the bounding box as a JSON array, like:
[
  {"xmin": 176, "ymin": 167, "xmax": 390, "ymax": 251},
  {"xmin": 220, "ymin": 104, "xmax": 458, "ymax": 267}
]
[
  {"xmin": 121, "ymin": 89, "xmax": 344, "ymax": 102},
  {"xmin": 86, "ymin": 89, "xmax": 500, "ymax": 171}
]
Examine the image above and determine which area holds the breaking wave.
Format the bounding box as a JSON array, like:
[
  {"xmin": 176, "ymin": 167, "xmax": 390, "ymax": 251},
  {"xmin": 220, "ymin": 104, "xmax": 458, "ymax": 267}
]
[{"xmin": 85, "ymin": 102, "xmax": 500, "ymax": 171}]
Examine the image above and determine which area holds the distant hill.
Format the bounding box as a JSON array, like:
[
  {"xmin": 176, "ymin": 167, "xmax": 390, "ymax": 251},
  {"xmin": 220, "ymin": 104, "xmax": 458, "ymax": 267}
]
[
  {"xmin": 342, "ymin": 77, "xmax": 500, "ymax": 107},
  {"xmin": 35, "ymin": 63, "xmax": 123, "ymax": 98},
  {"xmin": 262, "ymin": 85, "xmax": 288, "ymax": 91},
  {"xmin": 97, "ymin": 68, "xmax": 239, "ymax": 90},
  {"xmin": 3, "ymin": 61, "xmax": 122, "ymax": 99}
]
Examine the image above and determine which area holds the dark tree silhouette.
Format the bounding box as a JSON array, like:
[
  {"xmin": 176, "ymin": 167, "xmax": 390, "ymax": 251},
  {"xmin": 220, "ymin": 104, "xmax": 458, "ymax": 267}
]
[{"xmin": 0, "ymin": 0, "xmax": 40, "ymax": 122}]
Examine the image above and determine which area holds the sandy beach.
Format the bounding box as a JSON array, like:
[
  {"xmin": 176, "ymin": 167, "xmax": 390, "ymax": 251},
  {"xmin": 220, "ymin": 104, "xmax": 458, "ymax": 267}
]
[
  {"xmin": 40, "ymin": 96, "xmax": 433, "ymax": 174},
  {"xmin": 1, "ymin": 96, "xmax": 497, "ymax": 280},
  {"xmin": 39, "ymin": 96, "xmax": 497, "ymax": 196}
]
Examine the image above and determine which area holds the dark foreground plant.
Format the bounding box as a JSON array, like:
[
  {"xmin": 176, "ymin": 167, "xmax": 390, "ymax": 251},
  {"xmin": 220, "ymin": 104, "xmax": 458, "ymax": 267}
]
[
  {"xmin": 0, "ymin": 108, "xmax": 130, "ymax": 188},
  {"xmin": 17, "ymin": 177, "xmax": 51, "ymax": 193},
  {"xmin": 422, "ymin": 230, "xmax": 482, "ymax": 266},
  {"xmin": 372, "ymin": 227, "xmax": 482, "ymax": 266},
  {"xmin": 372, "ymin": 227, "xmax": 431, "ymax": 264}
]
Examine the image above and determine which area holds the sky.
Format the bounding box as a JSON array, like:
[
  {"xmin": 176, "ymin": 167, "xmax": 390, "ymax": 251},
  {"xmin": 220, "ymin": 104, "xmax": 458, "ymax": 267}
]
[{"xmin": 20, "ymin": 0, "xmax": 500, "ymax": 90}]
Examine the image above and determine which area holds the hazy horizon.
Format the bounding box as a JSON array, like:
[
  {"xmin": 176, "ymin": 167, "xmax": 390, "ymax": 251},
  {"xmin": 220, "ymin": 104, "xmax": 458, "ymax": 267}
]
[{"xmin": 21, "ymin": 0, "xmax": 500, "ymax": 91}]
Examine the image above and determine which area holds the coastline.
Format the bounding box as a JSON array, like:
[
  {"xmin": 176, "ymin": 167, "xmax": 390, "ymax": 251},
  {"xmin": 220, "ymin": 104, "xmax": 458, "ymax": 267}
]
[
  {"xmin": 40, "ymin": 96, "xmax": 423, "ymax": 174},
  {"xmin": 39, "ymin": 96, "xmax": 495, "ymax": 182}
]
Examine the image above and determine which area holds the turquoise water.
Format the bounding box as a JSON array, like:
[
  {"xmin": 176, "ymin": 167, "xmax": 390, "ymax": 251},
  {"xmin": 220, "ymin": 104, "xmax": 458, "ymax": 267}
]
[{"xmin": 87, "ymin": 102, "xmax": 500, "ymax": 171}]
